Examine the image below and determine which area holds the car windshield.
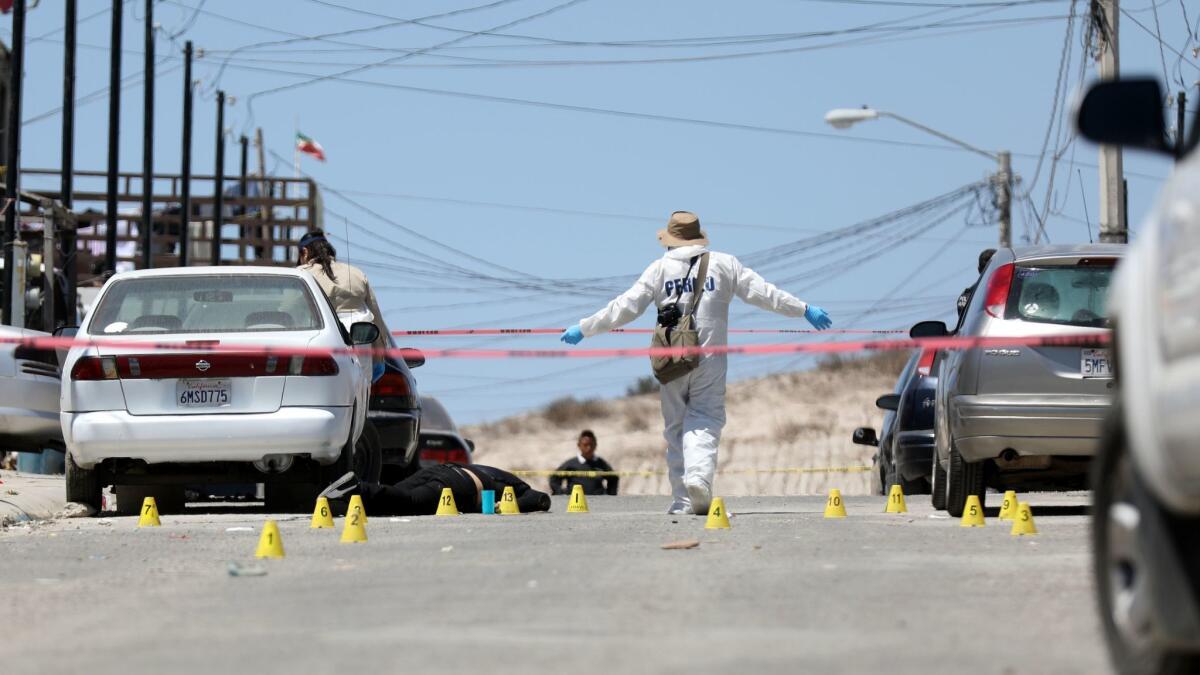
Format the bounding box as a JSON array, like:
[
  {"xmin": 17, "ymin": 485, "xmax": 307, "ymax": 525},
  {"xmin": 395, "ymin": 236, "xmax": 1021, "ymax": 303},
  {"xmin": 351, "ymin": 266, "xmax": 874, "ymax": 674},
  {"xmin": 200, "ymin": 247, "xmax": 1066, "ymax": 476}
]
[
  {"xmin": 1007, "ymin": 264, "xmax": 1114, "ymax": 328},
  {"xmin": 89, "ymin": 275, "xmax": 322, "ymax": 335}
]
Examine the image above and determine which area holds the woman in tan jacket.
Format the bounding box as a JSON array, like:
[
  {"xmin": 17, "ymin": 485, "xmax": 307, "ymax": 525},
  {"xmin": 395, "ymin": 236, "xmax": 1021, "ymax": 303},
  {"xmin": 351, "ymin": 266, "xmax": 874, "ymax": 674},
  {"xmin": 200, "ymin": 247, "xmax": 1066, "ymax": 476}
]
[{"xmin": 297, "ymin": 229, "xmax": 390, "ymax": 379}]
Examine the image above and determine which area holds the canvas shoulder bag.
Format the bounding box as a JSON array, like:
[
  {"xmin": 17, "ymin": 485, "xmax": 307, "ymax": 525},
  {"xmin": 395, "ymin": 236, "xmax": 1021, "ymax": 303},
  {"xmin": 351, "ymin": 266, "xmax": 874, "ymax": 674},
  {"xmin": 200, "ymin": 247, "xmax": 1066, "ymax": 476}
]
[{"xmin": 650, "ymin": 253, "xmax": 710, "ymax": 384}]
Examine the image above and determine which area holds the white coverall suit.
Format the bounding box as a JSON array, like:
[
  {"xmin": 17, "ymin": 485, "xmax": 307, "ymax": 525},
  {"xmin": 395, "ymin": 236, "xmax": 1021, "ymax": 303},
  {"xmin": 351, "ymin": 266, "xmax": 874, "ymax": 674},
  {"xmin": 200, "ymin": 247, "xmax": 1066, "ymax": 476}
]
[{"xmin": 578, "ymin": 245, "xmax": 811, "ymax": 514}]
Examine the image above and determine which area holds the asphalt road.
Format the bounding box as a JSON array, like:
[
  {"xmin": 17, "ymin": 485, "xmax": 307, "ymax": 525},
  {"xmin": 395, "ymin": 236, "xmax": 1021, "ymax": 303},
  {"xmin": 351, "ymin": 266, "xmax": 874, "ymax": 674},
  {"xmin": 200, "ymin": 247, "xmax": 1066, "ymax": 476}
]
[{"xmin": 2, "ymin": 493, "xmax": 1108, "ymax": 675}]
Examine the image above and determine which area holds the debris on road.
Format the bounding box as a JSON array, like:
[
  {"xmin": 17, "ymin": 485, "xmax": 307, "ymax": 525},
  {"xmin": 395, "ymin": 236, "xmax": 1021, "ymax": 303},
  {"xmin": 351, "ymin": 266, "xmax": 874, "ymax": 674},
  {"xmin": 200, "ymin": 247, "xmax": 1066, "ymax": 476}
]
[
  {"xmin": 227, "ymin": 561, "xmax": 268, "ymax": 577},
  {"xmin": 661, "ymin": 539, "xmax": 701, "ymax": 550},
  {"xmin": 58, "ymin": 502, "xmax": 96, "ymax": 519}
]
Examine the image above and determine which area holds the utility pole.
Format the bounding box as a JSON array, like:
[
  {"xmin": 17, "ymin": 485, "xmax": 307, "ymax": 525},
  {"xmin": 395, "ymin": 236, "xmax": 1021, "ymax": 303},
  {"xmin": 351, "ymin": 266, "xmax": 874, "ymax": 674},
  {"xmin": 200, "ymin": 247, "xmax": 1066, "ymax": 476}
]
[
  {"xmin": 2, "ymin": 0, "xmax": 26, "ymax": 327},
  {"xmin": 179, "ymin": 41, "xmax": 193, "ymax": 267},
  {"xmin": 62, "ymin": 0, "xmax": 78, "ymax": 325},
  {"xmin": 996, "ymin": 151, "xmax": 1012, "ymax": 247},
  {"xmin": 1095, "ymin": 0, "xmax": 1127, "ymax": 243},
  {"xmin": 141, "ymin": 0, "xmax": 154, "ymax": 270},
  {"xmin": 238, "ymin": 135, "xmax": 248, "ymax": 216},
  {"xmin": 210, "ymin": 90, "xmax": 225, "ymax": 267},
  {"xmin": 105, "ymin": 0, "xmax": 123, "ymax": 273},
  {"xmin": 254, "ymin": 127, "xmax": 267, "ymax": 212}
]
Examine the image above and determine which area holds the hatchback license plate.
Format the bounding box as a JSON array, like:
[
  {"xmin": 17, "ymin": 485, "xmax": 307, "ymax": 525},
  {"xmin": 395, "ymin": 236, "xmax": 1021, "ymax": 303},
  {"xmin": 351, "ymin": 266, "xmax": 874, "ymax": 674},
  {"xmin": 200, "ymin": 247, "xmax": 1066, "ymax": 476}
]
[
  {"xmin": 1081, "ymin": 349, "xmax": 1112, "ymax": 378},
  {"xmin": 177, "ymin": 379, "xmax": 231, "ymax": 407}
]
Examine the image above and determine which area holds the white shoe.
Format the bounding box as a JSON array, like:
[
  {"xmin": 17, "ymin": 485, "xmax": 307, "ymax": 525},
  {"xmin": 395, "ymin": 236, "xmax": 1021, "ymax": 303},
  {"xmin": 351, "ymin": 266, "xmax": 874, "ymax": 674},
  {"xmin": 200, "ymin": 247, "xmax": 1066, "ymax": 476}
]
[
  {"xmin": 686, "ymin": 483, "xmax": 711, "ymax": 516},
  {"xmin": 667, "ymin": 500, "xmax": 693, "ymax": 515}
]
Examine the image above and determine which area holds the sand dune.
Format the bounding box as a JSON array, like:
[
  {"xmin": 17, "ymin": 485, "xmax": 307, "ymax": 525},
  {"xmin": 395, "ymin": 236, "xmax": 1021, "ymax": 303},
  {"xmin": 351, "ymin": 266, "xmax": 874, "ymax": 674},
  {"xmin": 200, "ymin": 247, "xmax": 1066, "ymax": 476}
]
[{"xmin": 464, "ymin": 352, "xmax": 908, "ymax": 496}]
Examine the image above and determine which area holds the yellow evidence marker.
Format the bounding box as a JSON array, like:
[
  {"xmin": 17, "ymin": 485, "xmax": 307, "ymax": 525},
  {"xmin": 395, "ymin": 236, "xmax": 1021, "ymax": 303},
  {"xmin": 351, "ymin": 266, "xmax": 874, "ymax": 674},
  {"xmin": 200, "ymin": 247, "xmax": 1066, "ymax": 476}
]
[
  {"xmin": 567, "ymin": 484, "xmax": 590, "ymax": 513},
  {"xmin": 499, "ymin": 485, "xmax": 521, "ymax": 515},
  {"xmin": 348, "ymin": 494, "xmax": 368, "ymax": 525},
  {"xmin": 311, "ymin": 497, "xmax": 335, "ymax": 529},
  {"xmin": 255, "ymin": 520, "xmax": 285, "ymax": 559},
  {"xmin": 960, "ymin": 495, "xmax": 985, "ymax": 527},
  {"xmin": 1010, "ymin": 502, "xmax": 1038, "ymax": 536},
  {"xmin": 998, "ymin": 491, "xmax": 1019, "ymax": 521},
  {"xmin": 704, "ymin": 497, "xmax": 731, "ymax": 529},
  {"xmin": 885, "ymin": 484, "xmax": 908, "ymax": 514},
  {"xmin": 340, "ymin": 508, "xmax": 368, "ymax": 543},
  {"xmin": 824, "ymin": 489, "xmax": 847, "ymax": 518},
  {"xmin": 436, "ymin": 487, "xmax": 460, "ymax": 516},
  {"xmin": 137, "ymin": 496, "xmax": 161, "ymax": 527}
]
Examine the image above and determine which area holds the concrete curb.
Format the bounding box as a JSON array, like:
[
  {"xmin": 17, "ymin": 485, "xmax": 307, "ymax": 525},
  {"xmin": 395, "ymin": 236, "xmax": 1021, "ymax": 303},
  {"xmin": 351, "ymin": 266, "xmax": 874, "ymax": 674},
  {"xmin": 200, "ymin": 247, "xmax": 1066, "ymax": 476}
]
[{"xmin": 0, "ymin": 472, "xmax": 67, "ymax": 526}]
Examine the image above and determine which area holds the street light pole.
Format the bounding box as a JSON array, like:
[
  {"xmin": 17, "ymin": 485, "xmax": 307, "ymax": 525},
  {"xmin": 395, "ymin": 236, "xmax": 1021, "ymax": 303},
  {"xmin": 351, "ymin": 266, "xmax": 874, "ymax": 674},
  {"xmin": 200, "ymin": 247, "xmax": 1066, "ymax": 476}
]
[{"xmin": 824, "ymin": 107, "xmax": 1013, "ymax": 247}]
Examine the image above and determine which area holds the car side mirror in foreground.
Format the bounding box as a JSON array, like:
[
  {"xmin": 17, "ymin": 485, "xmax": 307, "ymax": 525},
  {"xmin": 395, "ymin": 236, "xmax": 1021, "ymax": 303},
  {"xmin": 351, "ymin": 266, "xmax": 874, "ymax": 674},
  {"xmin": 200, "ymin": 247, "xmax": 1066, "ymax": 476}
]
[
  {"xmin": 1075, "ymin": 78, "xmax": 1172, "ymax": 155},
  {"xmin": 399, "ymin": 347, "xmax": 426, "ymax": 369},
  {"xmin": 466, "ymin": 439, "xmax": 476, "ymax": 453},
  {"xmin": 53, "ymin": 325, "xmax": 79, "ymax": 339},
  {"xmin": 852, "ymin": 427, "xmax": 879, "ymax": 447},
  {"xmin": 350, "ymin": 322, "xmax": 380, "ymax": 346},
  {"xmin": 875, "ymin": 394, "xmax": 901, "ymax": 411},
  {"xmin": 910, "ymin": 321, "xmax": 949, "ymax": 339}
]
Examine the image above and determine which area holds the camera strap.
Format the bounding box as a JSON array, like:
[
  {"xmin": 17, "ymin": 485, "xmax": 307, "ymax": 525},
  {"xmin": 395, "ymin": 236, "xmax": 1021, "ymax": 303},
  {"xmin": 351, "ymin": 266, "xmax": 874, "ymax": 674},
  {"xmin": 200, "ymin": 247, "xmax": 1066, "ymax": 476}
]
[{"xmin": 687, "ymin": 253, "xmax": 710, "ymax": 319}]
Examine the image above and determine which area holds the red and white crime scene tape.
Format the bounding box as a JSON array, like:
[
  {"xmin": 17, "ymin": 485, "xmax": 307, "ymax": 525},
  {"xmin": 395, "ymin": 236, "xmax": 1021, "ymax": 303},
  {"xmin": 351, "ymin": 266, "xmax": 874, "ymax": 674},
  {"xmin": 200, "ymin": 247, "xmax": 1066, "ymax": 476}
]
[
  {"xmin": 513, "ymin": 466, "xmax": 873, "ymax": 478},
  {"xmin": 0, "ymin": 332, "xmax": 1109, "ymax": 360},
  {"xmin": 393, "ymin": 328, "xmax": 905, "ymax": 336}
]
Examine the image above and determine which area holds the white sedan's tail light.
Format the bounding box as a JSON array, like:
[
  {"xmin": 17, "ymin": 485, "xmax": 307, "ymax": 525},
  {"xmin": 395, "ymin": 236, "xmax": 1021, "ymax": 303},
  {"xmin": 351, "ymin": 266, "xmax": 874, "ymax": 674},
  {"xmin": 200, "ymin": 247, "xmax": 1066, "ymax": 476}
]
[{"xmin": 70, "ymin": 356, "xmax": 119, "ymax": 381}]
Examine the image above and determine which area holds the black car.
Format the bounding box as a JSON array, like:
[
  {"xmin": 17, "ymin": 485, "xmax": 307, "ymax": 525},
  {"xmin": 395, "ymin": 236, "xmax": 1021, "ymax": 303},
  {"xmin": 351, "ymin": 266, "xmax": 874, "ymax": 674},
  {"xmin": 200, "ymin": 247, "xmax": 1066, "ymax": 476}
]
[
  {"xmin": 369, "ymin": 338, "xmax": 425, "ymax": 484},
  {"xmin": 853, "ymin": 349, "xmax": 937, "ymax": 495}
]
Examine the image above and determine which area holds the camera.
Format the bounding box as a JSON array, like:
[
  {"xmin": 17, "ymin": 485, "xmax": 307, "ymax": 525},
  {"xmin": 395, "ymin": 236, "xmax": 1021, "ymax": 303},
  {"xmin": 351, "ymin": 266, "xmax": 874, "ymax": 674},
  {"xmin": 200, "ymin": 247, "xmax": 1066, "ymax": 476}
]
[{"xmin": 657, "ymin": 303, "xmax": 683, "ymax": 328}]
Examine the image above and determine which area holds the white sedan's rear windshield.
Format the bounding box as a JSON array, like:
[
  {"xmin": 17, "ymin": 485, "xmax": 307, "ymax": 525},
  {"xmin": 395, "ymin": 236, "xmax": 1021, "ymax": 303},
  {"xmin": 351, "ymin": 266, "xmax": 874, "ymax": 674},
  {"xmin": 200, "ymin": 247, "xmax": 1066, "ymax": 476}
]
[
  {"xmin": 1008, "ymin": 264, "xmax": 1114, "ymax": 328},
  {"xmin": 90, "ymin": 275, "xmax": 323, "ymax": 335}
]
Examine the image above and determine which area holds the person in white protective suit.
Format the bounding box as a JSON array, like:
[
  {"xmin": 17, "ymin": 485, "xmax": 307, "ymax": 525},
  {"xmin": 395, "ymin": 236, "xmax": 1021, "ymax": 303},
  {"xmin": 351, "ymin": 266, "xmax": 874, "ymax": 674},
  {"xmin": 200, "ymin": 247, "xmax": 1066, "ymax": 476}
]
[
  {"xmin": 559, "ymin": 212, "xmax": 832, "ymax": 515},
  {"xmin": 296, "ymin": 228, "xmax": 391, "ymax": 380}
]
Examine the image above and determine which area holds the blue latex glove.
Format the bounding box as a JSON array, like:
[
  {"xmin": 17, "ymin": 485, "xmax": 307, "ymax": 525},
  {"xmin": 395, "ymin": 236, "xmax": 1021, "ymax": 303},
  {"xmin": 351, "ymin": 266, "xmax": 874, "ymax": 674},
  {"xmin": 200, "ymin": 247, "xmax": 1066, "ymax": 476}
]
[
  {"xmin": 371, "ymin": 362, "xmax": 386, "ymax": 383},
  {"xmin": 560, "ymin": 325, "xmax": 584, "ymax": 345},
  {"xmin": 805, "ymin": 305, "xmax": 833, "ymax": 331}
]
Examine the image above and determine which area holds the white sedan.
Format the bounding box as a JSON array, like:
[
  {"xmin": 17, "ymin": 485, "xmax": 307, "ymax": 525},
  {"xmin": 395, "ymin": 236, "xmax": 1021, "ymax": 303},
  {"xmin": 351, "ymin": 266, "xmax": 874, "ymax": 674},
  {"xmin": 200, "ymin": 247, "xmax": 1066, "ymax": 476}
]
[{"xmin": 60, "ymin": 266, "xmax": 380, "ymax": 512}]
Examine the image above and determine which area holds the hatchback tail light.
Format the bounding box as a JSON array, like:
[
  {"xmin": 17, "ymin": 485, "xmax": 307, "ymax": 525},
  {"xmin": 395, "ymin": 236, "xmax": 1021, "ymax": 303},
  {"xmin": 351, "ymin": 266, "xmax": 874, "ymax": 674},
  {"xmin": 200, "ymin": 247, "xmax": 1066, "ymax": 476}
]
[
  {"xmin": 71, "ymin": 356, "xmax": 118, "ymax": 381},
  {"xmin": 371, "ymin": 370, "xmax": 411, "ymax": 398},
  {"xmin": 983, "ymin": 263, "xmax": 1015, "ymax": 318},
  {"xmin": 916, "ymin": 348, "xmax": 937, "ymax": 376}
]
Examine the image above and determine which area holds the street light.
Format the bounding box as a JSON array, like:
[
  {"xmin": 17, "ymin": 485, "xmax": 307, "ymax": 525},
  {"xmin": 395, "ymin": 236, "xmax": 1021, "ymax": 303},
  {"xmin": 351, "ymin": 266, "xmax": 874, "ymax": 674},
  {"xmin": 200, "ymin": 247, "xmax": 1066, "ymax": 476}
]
[{"xmin": 824, "ymin": 106, "xmax": 1013, "ymax": 247}]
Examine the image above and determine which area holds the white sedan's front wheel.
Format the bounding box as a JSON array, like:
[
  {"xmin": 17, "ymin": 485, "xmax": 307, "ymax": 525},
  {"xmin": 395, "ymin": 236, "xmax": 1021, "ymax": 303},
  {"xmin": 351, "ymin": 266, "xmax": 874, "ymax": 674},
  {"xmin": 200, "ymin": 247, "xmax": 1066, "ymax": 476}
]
[{"xmin": 1094, "ymin": 405, "xmax": 1200, "ymax": 675}]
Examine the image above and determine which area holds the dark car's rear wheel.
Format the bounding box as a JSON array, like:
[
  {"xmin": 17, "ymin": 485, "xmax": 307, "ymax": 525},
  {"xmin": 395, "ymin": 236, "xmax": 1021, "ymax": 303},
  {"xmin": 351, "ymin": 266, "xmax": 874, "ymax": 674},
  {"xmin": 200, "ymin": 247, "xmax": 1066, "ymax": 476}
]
[
  {"xmin": 886, "ymin": 460, "xmax": 929, "ymax": 496},
  {"xmin": 65, "ymin": 452, "xmax": 101, "ymax": 511},
  {"xmin": 1094, "ymin": 405, "xmax": 1200, "ymax": 675},
  {"xmin": 945, "ymin": 444, "xmax": 985, "ymax": 518}
]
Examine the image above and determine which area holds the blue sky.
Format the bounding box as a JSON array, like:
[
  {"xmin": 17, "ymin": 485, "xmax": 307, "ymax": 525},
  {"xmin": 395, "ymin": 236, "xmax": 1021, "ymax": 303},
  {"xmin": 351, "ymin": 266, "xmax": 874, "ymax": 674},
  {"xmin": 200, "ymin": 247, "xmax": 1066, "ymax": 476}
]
[{"xmin": 7, "ymin": 0, "xmax": 1194, "ymax": 424}]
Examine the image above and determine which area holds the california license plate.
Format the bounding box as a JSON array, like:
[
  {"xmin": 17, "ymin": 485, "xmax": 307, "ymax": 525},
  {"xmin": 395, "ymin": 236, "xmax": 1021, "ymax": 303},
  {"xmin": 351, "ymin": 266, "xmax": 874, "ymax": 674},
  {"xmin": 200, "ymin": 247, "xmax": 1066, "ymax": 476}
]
[
  {"xmin": 177, "ymin": 379, "xmax": 231, "ymax": 407},
  {"xmin": 1081, "ymin": 349, "xmax": 1112, "ymax": 378}
]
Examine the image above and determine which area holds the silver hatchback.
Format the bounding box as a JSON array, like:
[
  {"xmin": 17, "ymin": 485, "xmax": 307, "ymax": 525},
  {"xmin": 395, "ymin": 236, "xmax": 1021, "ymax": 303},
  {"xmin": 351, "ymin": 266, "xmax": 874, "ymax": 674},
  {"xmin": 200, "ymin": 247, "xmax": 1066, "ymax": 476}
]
[{"xmin": 911, "ymin": 243, "xmax": 1124, "ymax": 516}]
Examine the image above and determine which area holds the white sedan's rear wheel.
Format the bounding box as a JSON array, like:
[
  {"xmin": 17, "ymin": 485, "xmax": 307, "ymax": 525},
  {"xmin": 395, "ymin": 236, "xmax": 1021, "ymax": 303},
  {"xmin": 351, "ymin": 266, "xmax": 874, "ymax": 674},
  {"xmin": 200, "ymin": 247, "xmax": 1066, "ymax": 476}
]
[{"xmin": 65, "ymin": 452, "xmax": 101, "ymax": 511}]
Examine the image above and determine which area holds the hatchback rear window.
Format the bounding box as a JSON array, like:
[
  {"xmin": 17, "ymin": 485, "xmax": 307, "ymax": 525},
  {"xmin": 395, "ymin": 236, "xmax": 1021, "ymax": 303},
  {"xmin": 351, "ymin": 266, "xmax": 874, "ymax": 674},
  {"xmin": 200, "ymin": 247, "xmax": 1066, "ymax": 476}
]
[
  {"xmin": 90, "ymin": 275, "xmax": 323, "ymax": 335},
  {"xmin": 1007, "ymin": 264, "xmax": 1114, "ymax": 327}
]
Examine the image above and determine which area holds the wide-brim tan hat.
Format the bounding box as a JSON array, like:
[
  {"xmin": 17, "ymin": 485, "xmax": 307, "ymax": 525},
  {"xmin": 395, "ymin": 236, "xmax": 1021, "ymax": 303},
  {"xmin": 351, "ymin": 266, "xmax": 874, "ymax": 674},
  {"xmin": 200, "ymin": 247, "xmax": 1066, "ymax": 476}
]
[{"xmin": 657, "ymin": 211, "xmax": 709, "ymax": 247}]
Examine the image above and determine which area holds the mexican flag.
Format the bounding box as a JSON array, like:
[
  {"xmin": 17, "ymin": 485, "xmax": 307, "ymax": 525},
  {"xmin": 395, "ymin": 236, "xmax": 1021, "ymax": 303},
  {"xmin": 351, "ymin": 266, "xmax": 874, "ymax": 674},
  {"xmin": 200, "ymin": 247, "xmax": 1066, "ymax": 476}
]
[{"xmin": 295, "ymin": 132, "xmax": 326, "ymax": 162}]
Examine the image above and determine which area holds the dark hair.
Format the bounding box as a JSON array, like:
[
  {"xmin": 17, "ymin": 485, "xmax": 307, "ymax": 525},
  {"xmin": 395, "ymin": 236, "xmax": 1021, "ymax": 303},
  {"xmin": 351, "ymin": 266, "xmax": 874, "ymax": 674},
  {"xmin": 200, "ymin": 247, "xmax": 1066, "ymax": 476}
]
[
  {"xmin": 978, "ymin": 248, "xmax": 997, "ymax": 274},
  {"xmin": 578, "ymin": 430, "xmax": 597, "ymax": 443},
  {"xmin": 300, "ymin": 229, "xmax": 338, "ymax": 282}
]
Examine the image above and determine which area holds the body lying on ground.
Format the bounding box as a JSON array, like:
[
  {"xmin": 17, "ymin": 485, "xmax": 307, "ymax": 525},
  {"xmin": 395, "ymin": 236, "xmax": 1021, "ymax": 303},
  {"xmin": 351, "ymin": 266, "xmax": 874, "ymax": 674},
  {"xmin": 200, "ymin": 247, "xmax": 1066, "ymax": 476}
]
[{"xmin": 321, "ymin": 463, "xmax": 552, "ymax": 516}]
